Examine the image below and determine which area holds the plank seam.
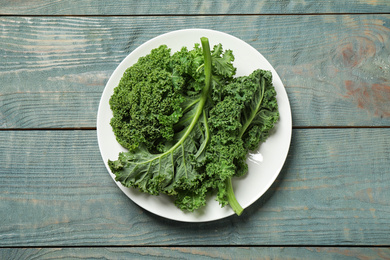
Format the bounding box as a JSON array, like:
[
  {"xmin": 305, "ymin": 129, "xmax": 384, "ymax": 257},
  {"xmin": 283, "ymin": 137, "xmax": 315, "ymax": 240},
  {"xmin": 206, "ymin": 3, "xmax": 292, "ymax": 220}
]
[
  {"xmin": 293, "ymin": 126, "xmax": 390, "ymax": 129},
  {"xmin": 0, "ymin": 127, "xmax": 97, "ymax": 131},
  {"xmin": 0, "ymin": 245, "xmax": 389, "ymax": 248},
  {"xmin": 0, "ymin": 13, "xmax": 390, "ymax": 17}
]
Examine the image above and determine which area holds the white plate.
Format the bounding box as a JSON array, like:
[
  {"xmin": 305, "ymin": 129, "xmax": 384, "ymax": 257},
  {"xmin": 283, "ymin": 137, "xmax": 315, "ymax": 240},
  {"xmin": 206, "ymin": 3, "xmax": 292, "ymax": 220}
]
[{"xmin": 97, "ymin": 29, "xmax": 292, "ymax": 222}]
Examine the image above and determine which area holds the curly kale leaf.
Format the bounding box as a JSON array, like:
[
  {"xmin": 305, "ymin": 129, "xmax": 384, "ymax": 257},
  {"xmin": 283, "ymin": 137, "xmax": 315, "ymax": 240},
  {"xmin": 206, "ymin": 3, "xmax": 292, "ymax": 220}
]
[
  {"xmin": 204, "ymin": 69, "xmax": 279, "ymax": 215},
  {"xmin": 238, "ymin": 69, "xmax": 279, "ymax": 151},
  {"xmin": 109, "ymin": 111, "xmax": 210, "ymax": 195},
  {"xmin": 109, "ymin": 45, "xmax": 187, "ymax": 153},
  {"xmin": 108, "ymin": 38, "xmax": 213, "ymax": 212},
  {"xmin": 211, "ymin": 44, "xmax": 236, "ymax": 78}
]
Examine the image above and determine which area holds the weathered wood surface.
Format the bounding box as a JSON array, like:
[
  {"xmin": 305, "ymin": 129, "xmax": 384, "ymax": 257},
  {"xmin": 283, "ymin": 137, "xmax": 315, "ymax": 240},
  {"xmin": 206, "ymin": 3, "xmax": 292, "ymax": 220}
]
[
  {"xmin": 1, "ymin": 247, "xmax": 389, "ymax": 260},
  {"xmin": 1, "ymin": 0, "xmax": 389, "ymax": 257},
  {"xmin": 1, "ymin": 0, "xmax": 389, "ymax": 15},
  {"xmin": 1, "ymin": 15, "xmax": 390, "ymax": 128},
  {"xmin": 0, "ymin": 129, "xmax": 389, "ymax": 246}
]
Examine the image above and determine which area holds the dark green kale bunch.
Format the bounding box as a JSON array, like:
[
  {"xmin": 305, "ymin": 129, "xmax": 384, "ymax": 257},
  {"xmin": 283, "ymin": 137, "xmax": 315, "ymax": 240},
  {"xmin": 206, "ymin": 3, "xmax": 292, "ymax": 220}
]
[{"xmin": 108, "ymin": 38, "xmax": 279, "ymax": 215}]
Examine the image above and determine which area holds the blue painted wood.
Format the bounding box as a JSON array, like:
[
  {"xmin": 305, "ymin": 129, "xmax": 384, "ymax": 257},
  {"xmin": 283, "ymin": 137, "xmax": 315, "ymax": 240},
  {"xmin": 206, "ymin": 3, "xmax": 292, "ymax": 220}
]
[
  {"xmin": 0, "ymin": 129, "xmax": 389, "ymax": 246},
  {"xmin": 1, "ymin": 15, "xmax": 390, "ymax": 128},
  {"xmin": 0, "ymin": 0, "xmax": 389, "ymax": 15},
  {"xmin": 1, "ymin": 0, "xmax": 389, "ymax": 255}
]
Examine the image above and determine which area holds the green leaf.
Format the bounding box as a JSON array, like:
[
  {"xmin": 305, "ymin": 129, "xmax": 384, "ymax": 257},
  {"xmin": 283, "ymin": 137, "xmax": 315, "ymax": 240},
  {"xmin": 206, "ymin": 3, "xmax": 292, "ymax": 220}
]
[
  {"xmin": 212, "ymin": 47, "xmax": 236, "ymax": 78},
  {"xmin": 239, "ymin": 70, "xmax": 266, "ymax": 138},
  {"xmin": 109, "ymin": 111, "xmax": 210, "ymax": 196},
  {"xmin": 240, "ymin": 69, "xmax": 279, "ymax": 150},
  {"xmin": 108, "ymin": 37, "xmax": 214, "ymax": 211}
]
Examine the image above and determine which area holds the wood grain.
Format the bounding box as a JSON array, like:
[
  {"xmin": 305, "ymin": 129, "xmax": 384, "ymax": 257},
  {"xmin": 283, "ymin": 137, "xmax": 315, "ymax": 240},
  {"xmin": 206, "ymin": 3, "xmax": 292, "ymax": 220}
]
[
  {"xmin": 0, "ymin": 0, "xmax": 389, "ymax": 15},
  {"xmin": 1, "ymin": 15, "xmax": 390, "ymax": 128},
  {"xmin": 1, "ymin": 0, "xmax": 389, "ymax": 256},
  {"xmin": 1, "ymin": 247, "xmax": 389, "ymax": 260},
  {"xmin": 0, "ymin": 129, "xmax": 389, "ymax": 246}
]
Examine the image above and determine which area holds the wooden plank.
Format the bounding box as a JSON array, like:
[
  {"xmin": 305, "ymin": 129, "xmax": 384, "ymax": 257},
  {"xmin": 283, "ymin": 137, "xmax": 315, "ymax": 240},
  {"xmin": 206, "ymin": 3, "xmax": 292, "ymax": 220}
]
[
  {"xmin": 1, "ymin": 247, "xmax": 389, "ymax": 259},
  {"xmin": 0, "ymin": 129, "xmax": 389, "ymax": 246},
  {"xmin": 0, "ymin": 0, "xmax": 389, "ymax": 15},
  {"xmin": 1, "ymin": 15, "xmax": 390, "ymax": 128}
]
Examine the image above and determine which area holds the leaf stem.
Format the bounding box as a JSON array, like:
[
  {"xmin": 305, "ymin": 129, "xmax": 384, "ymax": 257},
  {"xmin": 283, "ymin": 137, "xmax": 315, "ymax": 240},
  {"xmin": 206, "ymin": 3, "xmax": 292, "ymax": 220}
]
[
  {"xmin": 158, "ymin": 37, "xmax": 212, "ymax": 158},
  {"xmin": 200, "ymin": 37, "xmax": 212, "ymax": 97},
  {"xmin": 226, "ymin": 178, "xmax": 243, "ymax": 216}
]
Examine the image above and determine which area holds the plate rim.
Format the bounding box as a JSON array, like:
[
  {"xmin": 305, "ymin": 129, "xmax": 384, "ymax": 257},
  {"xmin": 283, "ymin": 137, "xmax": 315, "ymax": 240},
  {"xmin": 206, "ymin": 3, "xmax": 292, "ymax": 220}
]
[{"xmin": 97, "ymin": 28, "xmax": 292, "ymax": 222}]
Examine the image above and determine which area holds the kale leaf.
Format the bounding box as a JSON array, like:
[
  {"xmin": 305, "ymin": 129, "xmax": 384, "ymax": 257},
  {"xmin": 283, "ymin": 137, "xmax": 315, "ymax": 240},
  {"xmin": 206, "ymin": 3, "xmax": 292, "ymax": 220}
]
[{"xmin": 108, "ymin": 37, "xmax": 279, "ymax": 215}]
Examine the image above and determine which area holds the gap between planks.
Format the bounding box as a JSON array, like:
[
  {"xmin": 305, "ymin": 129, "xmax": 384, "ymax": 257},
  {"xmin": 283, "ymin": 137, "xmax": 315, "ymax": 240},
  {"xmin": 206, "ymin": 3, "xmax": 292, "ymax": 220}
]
[
  {"xmin": 0, "ymin": 245, "xmax": 389, "ymax": 249},
  {"xmin": 0, "ymin": 127, "xmax": 97, "ymax": 131},
  {"xmin": 0, "ymin": 245, "xmax": 390, "ymax": 249},
  {"xmin": 1, "ymin": 13, "xmax": 390, "ymax": 17}
]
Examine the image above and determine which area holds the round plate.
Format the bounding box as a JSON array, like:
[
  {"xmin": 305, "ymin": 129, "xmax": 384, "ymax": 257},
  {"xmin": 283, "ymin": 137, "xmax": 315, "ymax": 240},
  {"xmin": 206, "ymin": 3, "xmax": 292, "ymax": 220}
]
[{"xmin": 97, "ymin": 29, "xmax": 292, "ymax": 222}]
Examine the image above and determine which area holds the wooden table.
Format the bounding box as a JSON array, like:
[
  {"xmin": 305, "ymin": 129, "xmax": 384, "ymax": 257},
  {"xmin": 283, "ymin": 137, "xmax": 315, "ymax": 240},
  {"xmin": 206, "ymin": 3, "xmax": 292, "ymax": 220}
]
[{"xmin": 1, "ymin": 1, "xmax": 390, "ymax": 259}]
